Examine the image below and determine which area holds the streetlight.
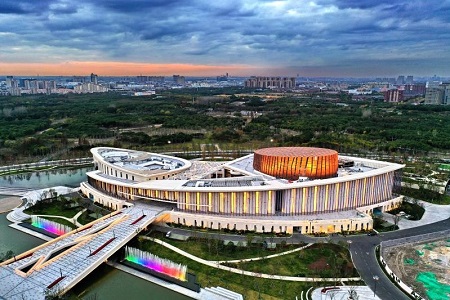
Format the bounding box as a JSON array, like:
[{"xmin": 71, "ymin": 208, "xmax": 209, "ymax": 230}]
[{"xmin": 373, "ymin": 275, "xmax": 379, "ymax": 297}]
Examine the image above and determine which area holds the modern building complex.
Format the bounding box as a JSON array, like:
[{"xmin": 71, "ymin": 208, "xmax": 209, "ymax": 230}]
[
  {"xmin": 383, "ymin": 89, "xmax": 404, "ymax": 103},
  {"xmin": 244, "ymin": 76, "xmax": 296, "ymax": 89},
  {"xmin": 425, "ymin": 81, "xmax": 450, "ymax": 104},
  {"xmin": 80, "ymin": 147, "xmax": 404, "ymax": 234}
]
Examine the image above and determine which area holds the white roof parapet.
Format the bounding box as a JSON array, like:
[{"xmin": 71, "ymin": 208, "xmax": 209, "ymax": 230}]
[{"xmin": 91, "ymin": 147, "xmax": 192, "ymax": 178}]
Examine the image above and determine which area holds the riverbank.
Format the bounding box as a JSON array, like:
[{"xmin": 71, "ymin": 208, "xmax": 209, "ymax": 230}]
[
  {"xmin": 107, "ymin": 261, "xmax": 200, "ymax": 299},
  {"xmin": 0, "ymin": 196, "xmax": 22, "ymax": 213},
  {"xmin": 0, "ymin": 158, "xmax": 92, "ymax": 176}
]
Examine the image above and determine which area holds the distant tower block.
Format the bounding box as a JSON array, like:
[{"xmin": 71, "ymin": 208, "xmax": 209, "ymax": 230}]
[
  {"xmin": 253, "ymin": 147, "xmax": 338, "ymax": 180},
  {"xmin": 90, "ymin": 73, "xmax": 98, "ymax": 84}
]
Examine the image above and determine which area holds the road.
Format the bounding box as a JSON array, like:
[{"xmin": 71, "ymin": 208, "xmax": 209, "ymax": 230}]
[
  {"xmin": 352, "ymin": 217, "xmax": 450, "ymax": 300},
  {"xmin": 153, "ymin": 217, "xmax": 450, "ymax": 300}
]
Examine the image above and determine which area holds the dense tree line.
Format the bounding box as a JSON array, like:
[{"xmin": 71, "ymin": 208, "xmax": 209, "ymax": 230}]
[{"xmin": 1, "ymin": 89, "xmax": 450, "ymax": 164}]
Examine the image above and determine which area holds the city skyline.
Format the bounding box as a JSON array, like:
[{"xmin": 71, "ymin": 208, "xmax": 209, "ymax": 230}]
[{"xmin": 1, "ymin": 0, "xmax": 450, "ymax": 77}]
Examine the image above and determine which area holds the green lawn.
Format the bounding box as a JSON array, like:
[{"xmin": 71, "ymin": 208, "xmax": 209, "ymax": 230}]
[
  {"xmin": 132, "ymin": 238, "xmax": 316, "ymax": 300},
  {"xmin": 24, "ymin": 200, "xmax": 82, "ymax": 218},
  {"xmin": 148, "ymin": 231, "xmax": 302, "ymax": 261},
  {"xmin": 387, "ymin": 201, "xmax": 425, "ymax": 220},
  {"xmin": 77, "ymin": 210, "xmax": 101, "ymax": 225},
  {"xmin": 129, "ymin": 237, "xmax": 360, "ymax": 299},
  {"xmin": 401, "ymin": 187, "xmax": 450, "ymax": 205},
  {"xmin": 227, "ymin": 243, "xmax": 358, "ymax": 278}
]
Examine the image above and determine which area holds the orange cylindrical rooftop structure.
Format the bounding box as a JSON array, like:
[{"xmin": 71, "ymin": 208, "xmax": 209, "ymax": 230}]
[{"xmin": 253, "ymin": 147, "xmax": 338, "ymax": 180}]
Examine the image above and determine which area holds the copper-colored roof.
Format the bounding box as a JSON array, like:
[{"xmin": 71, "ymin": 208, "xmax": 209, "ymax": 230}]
[{"xmin": 254, "ymin": 147, "xmax": 337, "ymax": 157}]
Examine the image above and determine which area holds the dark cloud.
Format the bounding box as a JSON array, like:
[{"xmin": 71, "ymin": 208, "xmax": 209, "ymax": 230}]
[
  {"xmin": 92, "ymin": 0, "xmax": 186, "ymax": 12},
  {"xmin": 0, "ymin": 0, "xmax": 53, "ymax": 15},
  {"xmin": 333, "ymin": 0, "xmax": 402, "ymax": 9},
  {"xmin": 0, "ymin": 0, "xmax": 450, "ymax": 76}
]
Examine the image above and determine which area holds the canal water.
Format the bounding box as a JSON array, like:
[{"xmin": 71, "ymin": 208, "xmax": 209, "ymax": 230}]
[
  {"xmin": 0, "ymin": 169, "xmax": 192, "ymax": 300},
  {"xmin": 0, "ymin": 167, "xmax": 93, "ymax": 189}
]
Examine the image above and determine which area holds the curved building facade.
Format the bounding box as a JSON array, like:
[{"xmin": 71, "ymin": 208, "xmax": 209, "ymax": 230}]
[
  {"xmin": 253, "ymin": 147, "xmax": 338, "ymax": 180},
  {"xmin": 81, "ymin": 147, "xmax": 404, "ymax": 234}
]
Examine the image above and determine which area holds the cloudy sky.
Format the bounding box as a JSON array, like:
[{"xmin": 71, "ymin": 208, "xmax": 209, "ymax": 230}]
[{"xmin": 1, "ymin": 0, "xmax": 449, "ymax": 77}]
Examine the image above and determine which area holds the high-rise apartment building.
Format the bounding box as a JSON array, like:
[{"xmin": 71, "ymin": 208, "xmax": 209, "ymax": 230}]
[
  {"xmin": 444, "ymin": 84, "xmax": 450, "ymax": 105},
  {"xmin": 5, "ymin": 76, "xmax": 13, "ymax": 87},
  {"xmin": 425, "ymin": 81, "xmax": 445, "ymax": 104},
  {"xmin": 90, "ymin": 73, "xmax": 98, "ymax": 85},
  {"xmin": 405, "ymin": 75, "xmax": 414, "ymax": 84},
  {"xmin": 396, "ymin": 76, "xmax": 405, "ymax": 85},
  {"xmin": 137, "ymin": 76, "xmax": 165, "ymax": 83},
  {"xmin": 244, "ymin": 76, "xmax": 296, "ymax": 89},
  {"xmin": 74, "ymin": 82, "xmax": 108, "ymax": 93},
  {"xmin": 173, "ymin": 75, "xmax": 186, "ymax": 85},
  {"xmin": 383, "ymin": 89, "xmax": 403, "ymax": 103}
]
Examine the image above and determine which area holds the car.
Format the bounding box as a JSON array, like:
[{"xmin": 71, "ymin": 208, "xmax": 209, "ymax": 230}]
[
  {"xmin": 367, "ymin": 231, "xmax": 377, "ymax": 236},
  {"xmin": 166, "ymin": 231, "xmax": 172, "ymax": 238}
]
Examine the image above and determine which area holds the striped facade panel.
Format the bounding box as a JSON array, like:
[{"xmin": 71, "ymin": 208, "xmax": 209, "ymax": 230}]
[
  {"xmin": 187, "ymin": 192, "xmax": 193, "ymax": 211},
  {"xmin": 236, "ymin": 193, "xmax": 244, "ymax": 215},
  {"xmin": 199, "ymin": 193, "xmax": 207, "ymax": 213},
  {"xmin": 327, "ymin": 184, "xmax": 335, "ymax": 212},
  {"xmin": 317, "ymin": 185, "xmax": 326, "ymax": 212},
  {"xmin": 248, "ymin": 192, "xmax": 255, "ymax": 215},
  {"xmin": 223, "ymin": 193, "xmax": 230, "ymax": 214},
  {"xmin": 178, "ymin": 192, "xmax": 186, "ymax": 210},
  {"xmin": 306, "ymin": 187, "xmax": 314, "ymax": 213},
  {"xmin": 288, "ymin": 189, "xmax": 295, "ymax": 214},
  {"xmin": 338, "ymin": 183, "xmax": 346, "ymax": 210},
  {"xmin": 260, "ymin": 192, "xmax": 266, "ymax": 215},
  {"xmin": 353, "ymin": 179, "xmax": 362, "ymax": 207},
  {"xmin": 212, "ymin": 193, "xmax": 220, "ymax": 213},
  {"xmin": 253, "ymin": 148, "xmax": 338, "ymax": 180}
]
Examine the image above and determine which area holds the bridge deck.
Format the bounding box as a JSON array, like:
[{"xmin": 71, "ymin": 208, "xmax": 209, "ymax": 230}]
[{"xmin": 0, "ymin": 205, "xmax": 164, "ymax": 300}]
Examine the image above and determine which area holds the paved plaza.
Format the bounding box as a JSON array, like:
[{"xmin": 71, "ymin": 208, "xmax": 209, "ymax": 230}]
[
  {"xmin": 382, "ymin": 199, "xmax": 450, "ymax": 229},
  {"xmin": 311, "ymin": 286, "xmax": 381, "ymax": 300}
]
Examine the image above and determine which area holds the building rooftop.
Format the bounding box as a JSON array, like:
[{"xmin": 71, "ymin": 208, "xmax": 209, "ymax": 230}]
[
  {"xmin": 254, "ymin": 146, "xmax": 337, "ymax": 157},
  {"xmin": 95, "ymin": 148, "xmax": 189, "ymax": 175}
]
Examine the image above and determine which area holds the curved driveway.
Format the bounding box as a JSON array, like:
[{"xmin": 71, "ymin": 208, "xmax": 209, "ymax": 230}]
[
  {"xmin": 336, "ymin": 217, "xmax": 450, "ymax": 300},
  {"xmin": 155, "ymin": 216, "xmax": 450, "ymax": 300}
]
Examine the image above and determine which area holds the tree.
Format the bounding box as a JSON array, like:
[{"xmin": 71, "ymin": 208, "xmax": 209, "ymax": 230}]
[
  {"xmin": 393, "ymin": 214, "xmax": 401, "ymax": 227},
  {"xmin": 348, "ymin": 287, "xmax": 359, "ymax": 300},
  {"xmin": 0, "ymin": 250, "xmax": 14, "ymax": 262}
]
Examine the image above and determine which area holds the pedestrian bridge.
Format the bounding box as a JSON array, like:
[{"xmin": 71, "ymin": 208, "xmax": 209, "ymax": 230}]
[{"xmin": 0, "ymin": 205, "xmax": 166, "ymax": 300}]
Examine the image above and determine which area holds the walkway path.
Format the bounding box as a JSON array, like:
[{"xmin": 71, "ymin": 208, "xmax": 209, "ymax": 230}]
[
  {"xmin": 32, "ymin": 208, "xmax": 87, "ymax": 228},
  {"xmin": 213, "ymin": 242, "xmax": 313, "ymax": 264},
  {"xmin": 144, "ymin": 237, "xmax": 361, "ymax": 283},
  {"xmin": 310, "ymin": 286, "xmax": 381, "ymax": 300},
  {"xmin": 6, "ymin": 186, "xmax": 81, "ymax": 223}
]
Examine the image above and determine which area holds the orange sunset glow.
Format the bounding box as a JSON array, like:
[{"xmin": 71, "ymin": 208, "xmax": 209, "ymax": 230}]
[{"xmin": 0, "ymin": 62, "xmax": 262, "ymax": 76}]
